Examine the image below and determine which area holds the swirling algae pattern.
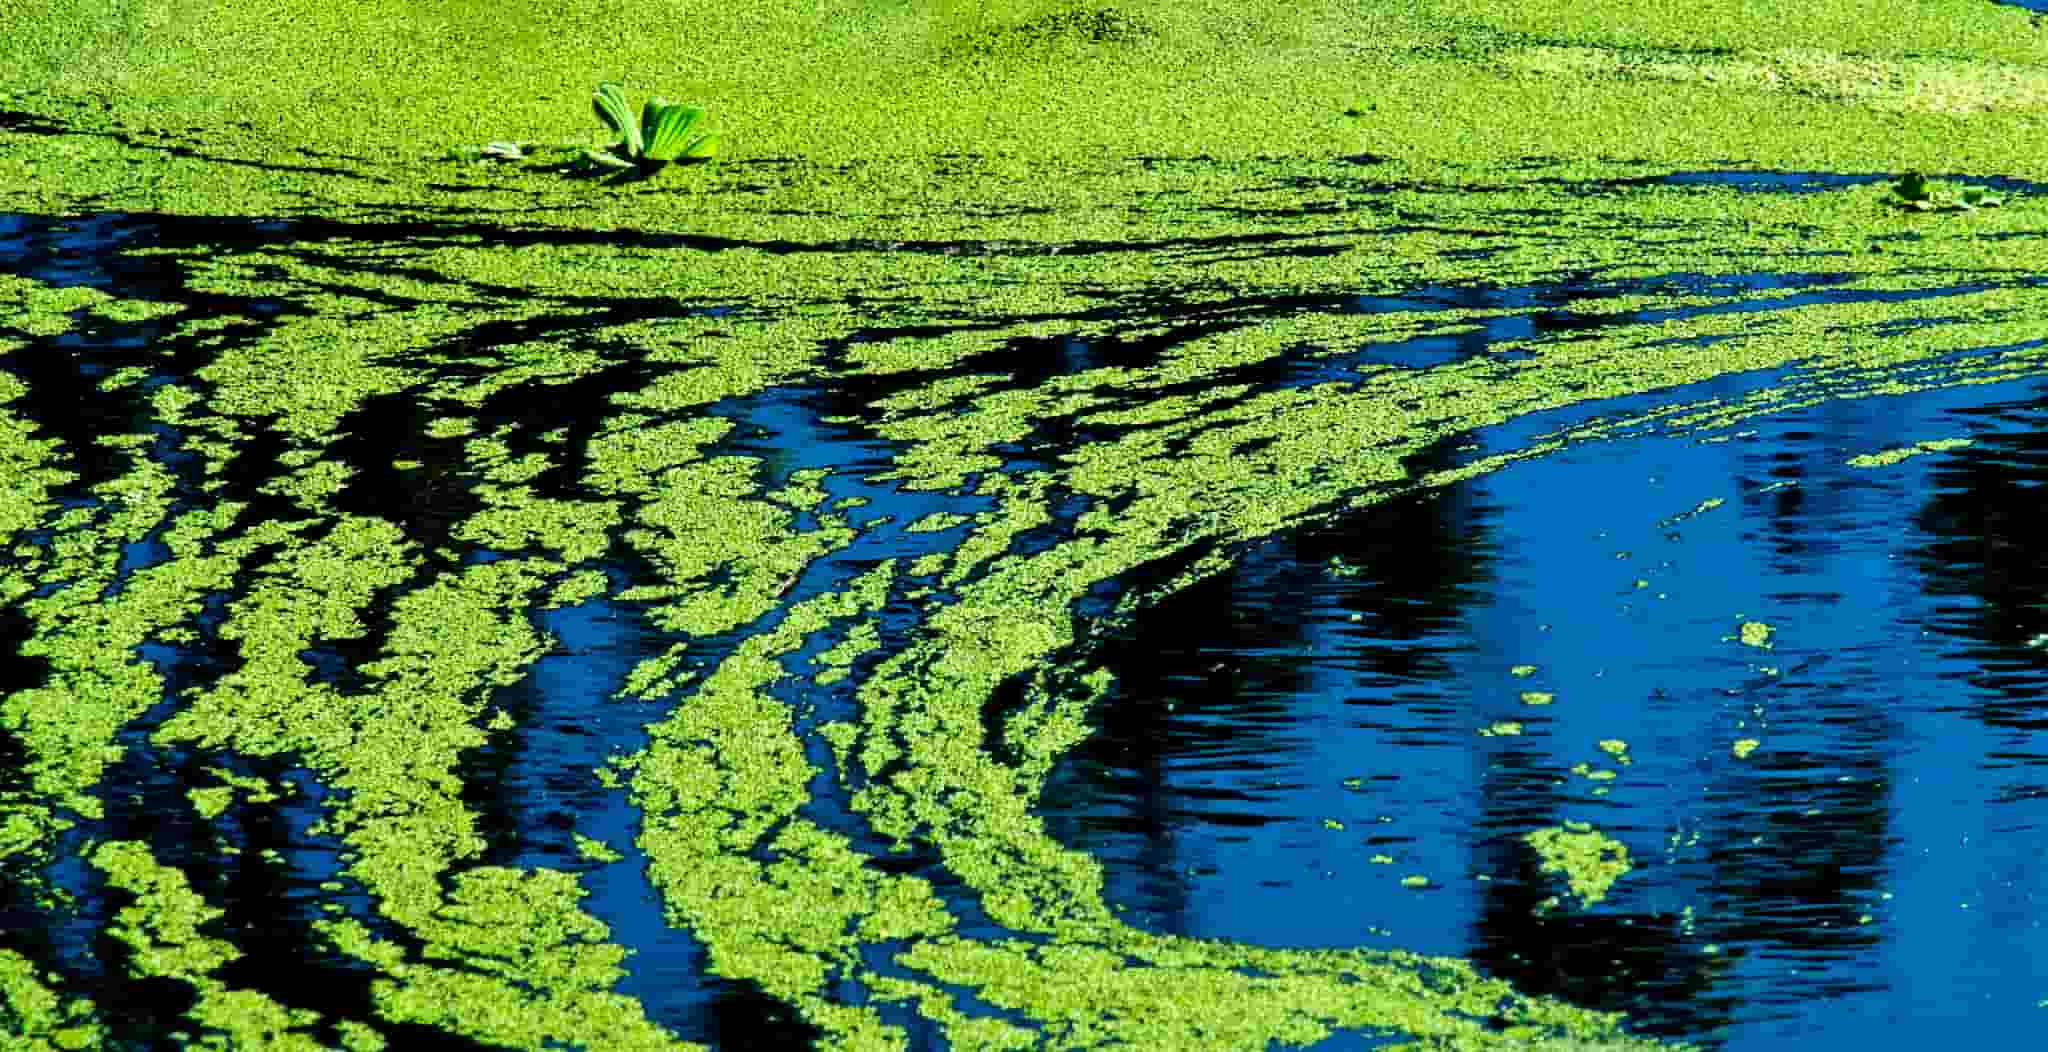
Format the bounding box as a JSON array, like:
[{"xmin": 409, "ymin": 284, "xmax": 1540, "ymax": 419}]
[{"xmin": 4, "ymin": 0, "xmax": 2048, "ymax": 1048}]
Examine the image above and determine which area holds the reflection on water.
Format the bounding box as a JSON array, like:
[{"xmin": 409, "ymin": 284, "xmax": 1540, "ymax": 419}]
[{"xmin": 1044, "ymin": 378, "xmax": 2048, "ymax": 1049}]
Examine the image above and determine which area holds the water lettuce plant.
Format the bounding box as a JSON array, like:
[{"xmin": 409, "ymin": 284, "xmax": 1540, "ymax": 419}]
[
  {"xmin": 1890, "ymin": 172, "xmax": 2002, "ymax": 212},
  {"xmin": 584, "ymin": 81, "xmax": 719, "ymax": 174}
]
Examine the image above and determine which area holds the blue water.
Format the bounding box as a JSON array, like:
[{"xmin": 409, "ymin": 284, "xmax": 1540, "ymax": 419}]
[{"xmin": 1047, "ymin": 376, "xmax": 2048, "ymax": 1047}]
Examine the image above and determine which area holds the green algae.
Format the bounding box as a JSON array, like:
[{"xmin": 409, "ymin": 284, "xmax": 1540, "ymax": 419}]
[
  {"xmin": 93, "ymin": 839, "xmax": 337, "ymax": 1050},
  {"xmin": 5, "ymin": 0, "xmax": 2048, "ymax": 1048},
  {"xmin": 813, "ymin": 618, "xmax": 882, "ymax": 686},
  {"xmin": 131, "ymin": 535, "xmax": 698, "ymax": 1048},
  {"xmin": 325, "ymin": 867, "xmax": 698, "ymax": 1052},
  {"xmin": 574, "ymin": 833, "xmax": 623, "ymax": 863},
  {"xmin": 0, "ymin": 947, "xmax": 103, "ymax": 1051},
  {"xmin": 544, "ymin": 567, "xmax": 610, "ymax": 608},
  {"xmin": 2, "ymin": 481, "xmax": 252, "ymax": 843},
  {"xmin": 1846, "ymin": 436, "xmax": 1974, "ymax": 467},
  {"xmin": 0, "ymin": 371, "xmax": 71, "ymax": 569},
  {"xmin": 1525, "ymin": 822, "xmax": 1634, "ymax": 908},
  {"xmin": 9, "ymin": 1, "xmax": 2043, "ymax": 199},
  {"xmin": 904, "ymin": 511, "xmax": 972, "ymax": 534}
]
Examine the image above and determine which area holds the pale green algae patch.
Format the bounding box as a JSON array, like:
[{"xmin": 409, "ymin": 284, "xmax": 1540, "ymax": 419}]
[
  {"xmin": 0, "ymin": 948, "xmax": 103, "ymax": 1051},
  {"xmin": 91, "ymin": 839, "xmax": 347, "ymax": 1051},
  {"xmin": 1847, "ymin": 436, "xmax": 1974, "ymax": 467},
  {"xmin": 3, "ymin": 0, "xmax": 2048, "ymax": 1048},
  {"xmin": 1526, "ymin": 823, "xmax": 1635, "ymax": 908}
]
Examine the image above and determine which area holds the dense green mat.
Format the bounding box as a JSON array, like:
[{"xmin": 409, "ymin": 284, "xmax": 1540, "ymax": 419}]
[{"xmin": 2, "ymin": 1, "xmax": 2045, "ymax": 1048}]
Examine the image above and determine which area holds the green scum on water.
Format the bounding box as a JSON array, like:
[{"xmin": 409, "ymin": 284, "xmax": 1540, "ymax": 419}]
[{"xmin": 4, "ymin": 0, "xmax": 2048, "ymax": 1048}]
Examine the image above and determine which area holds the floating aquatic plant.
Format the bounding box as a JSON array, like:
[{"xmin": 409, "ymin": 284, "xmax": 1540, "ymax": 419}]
[
  {"xmin": 583, "ymin": 81, "xmax": 719, "ymax": 174},
  {"xmin": 443, "ymin": 141, "xmax": 530, "ymax": 163},
  {"xmin": 1890, "ymin": 172, "xmax": 2002, "ymax": 212}
]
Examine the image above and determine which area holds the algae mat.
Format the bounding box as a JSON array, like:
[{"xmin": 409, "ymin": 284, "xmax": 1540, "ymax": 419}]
[{"xmin": 3, "ymin": 0, "xmax": 2047, "ymax": 1048}]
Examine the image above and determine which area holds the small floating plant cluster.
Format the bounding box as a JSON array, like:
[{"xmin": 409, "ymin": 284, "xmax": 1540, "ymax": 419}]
[
  {"xmin": 441, "ymin": 81, "xmax": 719, "ymax": 179},
  {"xmin": 580, "ymin": 80, "xmax": 719, "ymax": 173},
  {"xmin": 1890, "ymin": 172, "xmax": 2001, "ymax": 212}
]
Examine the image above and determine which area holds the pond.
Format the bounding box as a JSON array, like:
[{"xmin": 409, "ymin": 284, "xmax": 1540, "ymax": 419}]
[{"xmin": 5, "ymin": 2, "xmax": 2048, "ymax": 1050}]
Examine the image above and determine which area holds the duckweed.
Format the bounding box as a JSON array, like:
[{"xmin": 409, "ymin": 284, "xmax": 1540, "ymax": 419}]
[
  {"xmin": 4, "ymin": 0, "xmax": 2046, "ymax": 1047},
  {"xmin": 1525, "ymin": 823, "xmax": 1634, "ymax": 907}
]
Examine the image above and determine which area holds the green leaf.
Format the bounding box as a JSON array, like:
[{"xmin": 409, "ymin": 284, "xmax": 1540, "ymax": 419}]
[
  {"xmin": 642, "ymin": 102, "xmax": 715, "ymax": 163},
  {"xmin": 640, "ymin": 97, "xmax": 667, "ymax": 153},
  {"xmin": 1959, "ymin": 187, "xmax": 2003, "ymax": 208},
  {"xmin": 593, "ymin": 82, "xmax": 643, "ymax": 158},
  {"xmin": 678, "ymin": 131, "xmax": 719, "ymax": 162},
  {"xmin": 1893, "ymin": 172, "xmax": 1932, "ymax": 203},
  {"xmin": 581, "ymin": 147, "xmax": 634, "ymax": 170}
]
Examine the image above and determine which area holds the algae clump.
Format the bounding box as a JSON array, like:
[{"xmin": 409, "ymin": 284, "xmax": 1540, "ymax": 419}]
[{"xmin": 1526, "ymin": 822, "xmax": 1634, "ymax": 907}]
